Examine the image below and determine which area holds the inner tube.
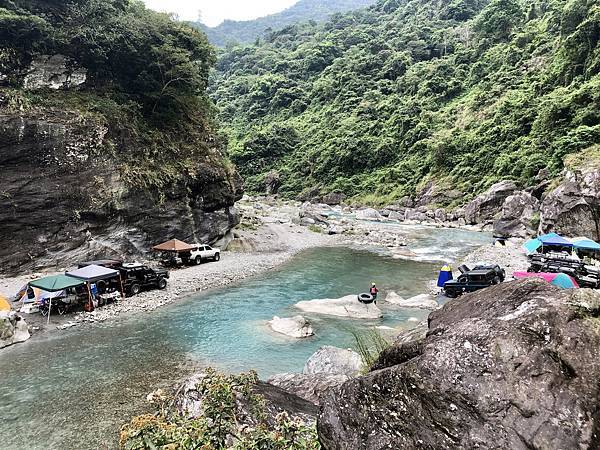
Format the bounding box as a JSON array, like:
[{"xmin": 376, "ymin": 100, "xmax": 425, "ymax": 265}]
[{"xmin": 358, "ymin": 293, "xmax": 374, "ymax": 304}]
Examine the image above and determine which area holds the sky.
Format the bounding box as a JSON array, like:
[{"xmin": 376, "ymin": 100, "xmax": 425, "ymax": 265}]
[{"xmin": 141, "ymin": 0, "xmax": 299, "ymax": 27}]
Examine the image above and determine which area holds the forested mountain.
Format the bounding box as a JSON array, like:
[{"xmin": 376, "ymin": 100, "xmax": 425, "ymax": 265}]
[
  {"xmin": 195, "ymin": 0, "xmax": 377, "ymax": 47},
  {"xmin": 212, "ymin": 0, "xmax": 600, "ymax": 205}
]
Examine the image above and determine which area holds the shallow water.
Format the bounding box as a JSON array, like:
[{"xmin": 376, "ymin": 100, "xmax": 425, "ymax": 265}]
[{"xmin": 0, "ymin": 228, "xmax": 490, "ymax": 449}]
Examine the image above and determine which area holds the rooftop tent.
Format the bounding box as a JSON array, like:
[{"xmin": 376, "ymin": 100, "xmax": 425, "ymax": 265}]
[
  {"xmin": 572, "ymin": 237, "xmax": 600, "ymax": 251},
  {"xmin": 537, "ymin": 232, "xmax": 573, "ymax": 247},
  {"xmin": 152, "ymin": 239, "xmax": 194, "ymax": 252},
  {"xmin": 513, "ymin": 271, "xmax": 579, "ymax": 289},
  {"xmin": 66, "ymin": 264, "xmax": 119, "ymax": 282},
  {"xmin": 29, "ymin": 275, "xmax": 84, "ymax": 292}
]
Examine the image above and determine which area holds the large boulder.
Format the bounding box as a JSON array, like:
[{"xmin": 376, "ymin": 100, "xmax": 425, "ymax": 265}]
[
  {"xmin": 267, "ymin": 373, "xmax": 348, "ymax": 405},
  {"xmin": 322, "ymin": 192, "xmax": 346, "ymax": 205},
  {"xmin": 304, "ymin": 345, "xmax": 363, "ymax": 377},
  {"xmin": 464, "ymin": 181, "xmax": 517, "ymax": 225},
  {"xmin": 493, "ymin": 191, "xmax": 540, "ymax": 238},
  {"xmin": 318, "ymin": 279, "xmax": 600, "ymax": 449},
  {"xmin": 355, "ymin": 208, "xmax": 382, "ymax": 221},
  {"xmin": 0, "ymin": 312, "xmax": 30, "ymax": 348},
  {"xmin": 539, "ymin": 168, "xmax": 600, "ymax": 240},
  {"xmin": 295, "ymin": 295, "xmax": 383, "ymax": 319},
  {"xmin": 268, "ymin": 315, "xmax": 314, "ymax": 338},
  {"xmin": 264, "ymin": 170, "xmax": 281, "ymax": 195}
]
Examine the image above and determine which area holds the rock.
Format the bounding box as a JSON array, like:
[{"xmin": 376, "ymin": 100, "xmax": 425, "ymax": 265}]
[
  {"xmin": 379, "ymin": 209, "xmax": 392, "ymax": 217},
  {"xmin": 322, "ymin": 192, "xmax": 346, "ymax": 205},
  {"xmin": 304, "ymin": 345, "xmax": 363, "ymax": 377},
  {"xmin": 387, "ymin": 210, "xmax": 404, "ymax": 221},
  {"xmin": 268, "ymin": 373, "xmax": 348, "ymax": 405},
  {"xmin": 385, "ymin": 292, "xmax": 437, "ymax": 309},
  {"xmin": 295, "ymin": 295, "xmax": 383, "ymax": 319},
  {"xmin": 177, "ymin": 370, "xmax": 317, "ymax": 428},
  {"xmin": 264, "ymin": 170, "xmax": 281, "ymax": 195},
  {"xmin": 23, "ymin": 54, "xmax": 87, "ymax": 90},
  {"xmin": 301, "ymin": 217, "xmax": 316, "ymax": 226},
  {"xmin": 464, "ymin": 181, "xmax": 518, "ymax": 224},
  {"xmin": 355, "ymin": 208, "xmax": 382, "ymax": 221},
  {"xmin": 318, "ymin": 279, "xmax": 600, "ymax": 449},
  {"xmin": 493, "ymin": 191, "xmax": 540, "ymax": 238},
  {"xmin": 0, "ymin": 107, "xmax": 243, "ymax": 274},
  {"xmin": 268, "ymin": 315, "xmax": 314, "ymax": 338},
  {"xmin": 434, "ymin": 208, "xmax": 447, "ymax": 222},
  {"xmin": 414, "ymin": 181, "xmax": 463, "ymax": 207},
  {"xmin": 404, "ymin": 208, "xmax": 427, "ymax": 222},
  {"xmin": 0, "ymin": 311, "xmax": 30, "ymax": 348},
  {"xmin": 539, "ymin": 167, "xmax": 600, "ymax": 240}
]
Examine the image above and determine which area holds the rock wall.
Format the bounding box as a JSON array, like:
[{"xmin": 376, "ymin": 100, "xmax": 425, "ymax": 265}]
[{"xmin": 317, "ymin": 279, "xmax": 600, "ymax": 449}]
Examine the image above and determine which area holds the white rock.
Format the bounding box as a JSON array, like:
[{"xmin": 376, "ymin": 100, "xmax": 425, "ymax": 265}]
[
  {"xmin": 295, "ymin": 295, "xmax": 383, "ymax": 319},
  {"xmin": 355, "ymin": 208, "xmax": 383, "ymax": 221},
  {"xmin": 303, "ymin": 346, "xmax": 364, "ymax": 376},
  {"xmin": 0, "ymin": 311, "xmax": 30, "ymax": 348},
  {"xmin": 386, "ymin": 293, "xmax": 438, "ymax": 310},
  {"xmin": 268, "ymin": 315, "xmax": 314, "ymax": 338}
]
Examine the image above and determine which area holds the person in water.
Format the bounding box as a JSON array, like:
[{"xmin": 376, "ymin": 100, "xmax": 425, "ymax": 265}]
[{"xmin": 370, "ymin": 282, "xmax": 379, "ymax": 300}]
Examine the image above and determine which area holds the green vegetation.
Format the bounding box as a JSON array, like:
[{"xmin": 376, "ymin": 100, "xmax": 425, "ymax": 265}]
[
  {"xmin": 194, "ymin": 0, "xmax": 377, "ymax": 47},
  {"xmin": 119, "ymin": 368, "xmax": 320, "ymax": 449},
  {"xmin": 351, "ymin": 327, "xmax": 391, "ymax": 372},
  {"xmin": 0, "ymin": 0, "xmax": 232, "ymax": 190},
  {"xmin": 212, "ymin": 0, "xmax": 600, "ymax": 204}
]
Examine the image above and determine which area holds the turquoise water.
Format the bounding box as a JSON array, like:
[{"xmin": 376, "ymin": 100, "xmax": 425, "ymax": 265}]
[{"xmin": 0, "ymin": 228, "xmax": 490, "ymax": 449}]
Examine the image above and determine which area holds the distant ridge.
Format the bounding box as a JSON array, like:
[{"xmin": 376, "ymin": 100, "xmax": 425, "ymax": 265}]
[{"xmin": 194, "ymin": 0, "xmax": 377, "ymax": 47}]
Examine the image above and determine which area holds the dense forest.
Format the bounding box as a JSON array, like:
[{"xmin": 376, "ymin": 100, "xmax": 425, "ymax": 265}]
[
  {"xmin": 212, "ymin": 0, "xmax": 600, "ymax": 206},
  {"xmin": 195, "ymin": 0, "xmax": 377, "ymax": 47},
  {"xmin": 0, "ymin": 0, "xmax": 227, "ymax": 189}
]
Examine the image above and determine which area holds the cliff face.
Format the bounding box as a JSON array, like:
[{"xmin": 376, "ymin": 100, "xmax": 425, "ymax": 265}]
[
  {"xmin": 318, "ymin": 279, "xmax": 600, "ymax": 449},
  {"xmin": 0, "ymin": 61, "xmax": 242, "ymax": 274}
]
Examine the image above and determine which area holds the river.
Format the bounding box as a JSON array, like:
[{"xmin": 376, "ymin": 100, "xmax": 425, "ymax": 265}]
[{"xmin": 0, "ymin": 226, "xmax": 491, "ymax": 449}]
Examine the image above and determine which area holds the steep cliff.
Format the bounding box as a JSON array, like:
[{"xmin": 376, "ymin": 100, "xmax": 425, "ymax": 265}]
[{"xmin": 0, "ymin": 1, "xmax": 243, "ymax": 273}]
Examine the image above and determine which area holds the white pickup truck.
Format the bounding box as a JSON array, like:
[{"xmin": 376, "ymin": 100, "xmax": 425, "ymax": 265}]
[{"xmin": 182, "ymin": 244, "xmax": 220, "ymax": 265}]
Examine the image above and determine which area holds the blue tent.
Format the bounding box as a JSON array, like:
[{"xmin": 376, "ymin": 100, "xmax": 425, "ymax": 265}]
[
  {"xmin": 523, "ymin": 239, "xmax": 542, "ymax": 254},
  {"xmin": 572, "ymin": 238, "xmax": 600, "ymax": 251},
  {"xmin": 537, "ymin": 232, "xmax": 573, "ymax": 247}
]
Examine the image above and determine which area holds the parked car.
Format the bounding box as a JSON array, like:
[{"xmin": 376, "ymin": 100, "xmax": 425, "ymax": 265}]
[
  {"xmin": 181, "ymin": 244, "xmax": 220, "ymax": 265},
  {"xmin": 118, "ymin": 263, "xmax": 169, "ymax": 296},
  {"xmin": 444, "ymin": 264, "xmax": 506, "ymax": 298}
]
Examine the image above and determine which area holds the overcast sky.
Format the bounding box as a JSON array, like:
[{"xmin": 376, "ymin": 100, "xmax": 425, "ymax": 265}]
[{"xmin": 141, "ymin": 0, "xmax": 298, "ymax": 26}]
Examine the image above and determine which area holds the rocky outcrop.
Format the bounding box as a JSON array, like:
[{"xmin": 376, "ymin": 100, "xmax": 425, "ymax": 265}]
[
  {"xmin": 177, "ymin": 371, "xmax": 317, "ymax": 427},
  {"xmin": 464, "ymin": 181, "xmax": 517, "ymax": 224},
  {"xmin": 268, "ymin": 315, "xmax": 314, "ymax": 338},
  {"xmin": 322, "ymin": 192, "xmax": 346, "ymax": 205},
  {"xmin": 493, "ymin": 191, "xmax": 540, "ymax": 238},
  {"xmin": 0, "ymin": 312, "xmax": 30, "ymax": 348},
  {"xmin": 304, "ymin": 345, "xmax": 363, "ymax": 377},
  {"xmin": 0, "ymin": 104, "xmax": 243, "ymax": 273},
  {"xmin": 23, "ymin": 55, "xmax": 87, "ymax": 90},
  {"xmin": 295, "ymin": 295, "xmax": 383, "ymax": 319},
  {"xmin": 318, "ymin": 279, "xmax": 600, "ymax": 449},
  {"xmin": 264, "ymin": 170, "xmax": 281, "ymax": 195},
  {"xmin": 268, "ymin": 373, "xmax": 348, "ymax": 405},
  {"xmin": 539, "ymin": 167, "xmax": 600, "ymax": 240}
]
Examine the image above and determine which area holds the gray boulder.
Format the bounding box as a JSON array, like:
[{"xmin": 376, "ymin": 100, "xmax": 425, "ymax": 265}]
[
  {"xmin": 539, "ymin": 168, "xmax": 600, "ymax": 240},
  {"xmin": 464, "ymin": 181, "xmax": 517, "ymax": 224},
  {"xmin": 322, "ymin": 192, "xmax": 346, "ymax": 205},
  {"xmin": 304, "ymin": 345, "xmax": 363, "ymax": 377},
  {"xmin": 493, "ymin": 191, "xmax": 540, "ymax": 238},
  {"xmin": 268, "ymin": 315, "xmax": 314, "ymax": 338},
  {"xmin": 355, "ymin": 208, "xmax": 382, "ymax": 220},
  {"xmin": 268, "ymin": 373, "xmax": 348, "ymax": 405},
  {"xmin": 264, "ymin": 170, "xmax": 281, "ymax": 195},
  {"xmin": 318, "ymin": 279, "xmax": 600, "ymax": 449},
  {"xmin": 0, "ymin": 312, "xmax": 30, "ymax": 348},
  {"xmin": 387, "ymin": 210, "xmax": 404, "ymax": 221}
]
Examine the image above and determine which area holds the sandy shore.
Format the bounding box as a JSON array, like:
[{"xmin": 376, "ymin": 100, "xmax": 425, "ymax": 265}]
[{"xmin": 0, "ymin": 222, "xmax": 337, "ymax": 336}]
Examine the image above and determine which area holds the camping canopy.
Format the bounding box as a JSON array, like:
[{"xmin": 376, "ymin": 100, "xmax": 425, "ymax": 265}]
[
  {"xmin": 66, "ymin": 264, "xmax": 119, "ymax": 282},
  {"xmin": 29, "ymin": 275, "xmax": 84, "ymax": 292},
  {"xmin": 537, "ymin": 232, "xmax": 573, "ymax": 247},
  {"xmin": 152, "ymin": 239, "xmax": 194, "ymax": 252},
  {"xmin": 522, "ymin": 239, "xmax": 542, "ymax": 254},
  {"xmin": 572, "ymin": 237, "xmax": 600, "ymax": 251},
  {"xmin": 513, "ymin": 271, "xmax": 579, "ymax": 289}
]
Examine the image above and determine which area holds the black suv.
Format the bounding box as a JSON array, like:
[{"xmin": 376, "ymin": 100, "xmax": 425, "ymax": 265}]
[
  {"xmin": 118, "ymin": 263, "xmax": 170, "ymax": 296},
  {"xmin": 443, "ymin": 264, "xmax": 505, "ymax": 298}
]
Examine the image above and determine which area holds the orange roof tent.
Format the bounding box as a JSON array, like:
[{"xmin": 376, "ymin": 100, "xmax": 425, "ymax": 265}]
[
  {"xmin": 0, "ymin": 295, "xmax": 10, "ymax": 312},
  {"xmin": 152, "ymin": 239, "xmax": 194, "ymax": 253}
]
